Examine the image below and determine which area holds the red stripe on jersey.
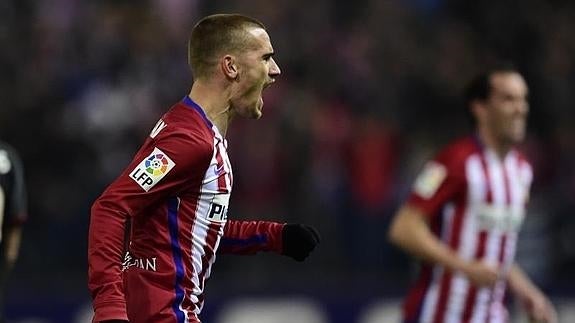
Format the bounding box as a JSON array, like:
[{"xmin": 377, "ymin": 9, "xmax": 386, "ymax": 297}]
[
  {"xmin": 214, "ymin": 141, "xmax": 228, "ymax": 193},
  {"xmin": 403, "ymin": 265, "xmax": 433, "ymax": 321},
  {"xmin": 498, "ymin": 236, "xmax": 507, "ymax": 264},
  {"xmin": 499, "ymin": 159, "xmax": 511, "ymax": 265},
  {"xmin": 432, "ymin": 204, "xmax": 466, "ymax": 323},
  {"xmin": 461, "ymin": 152, "xmax": 493, "ymax": 322},
  {"xmin": 489, "ymin": 155, "xmax": 512, "ymax": 322},
  {"xmin": 502, "ymin": 158, "xmax": 511, "ymax": 205},
  {"xmin": 462, "ymin": 231, "xmax": 488, "ymax": 322},
  {"xmin": 432, "ymin": 272, "xmax": 453, "ymax": 323},
  {"xmin": 479, "ymin": 153, "xmax": 493, "ymax": 203}
]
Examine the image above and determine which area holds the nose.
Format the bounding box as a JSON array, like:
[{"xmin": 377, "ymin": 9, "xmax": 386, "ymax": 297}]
[{"xmin": 269, "ymin": 57, "xmax": 281, "ymax": 77}]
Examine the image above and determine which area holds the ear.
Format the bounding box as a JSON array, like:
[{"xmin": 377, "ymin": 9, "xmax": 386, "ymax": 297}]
[
  {"xmin": 470, "ymin": 99, "xmax": 486, "ymax": 122},
  {"xmin": 221, "ymin": 55, "xmax": 238, "ymax": 80}
]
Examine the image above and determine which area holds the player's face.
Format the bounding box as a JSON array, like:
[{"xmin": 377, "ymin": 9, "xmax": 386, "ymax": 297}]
[
  {"xmin": 483, "ymin": 72, "xmax": 529, "ymax": 145},
  {"xmin": 231, "ymin": 28, "xmax": 281, "ymax": 119}
]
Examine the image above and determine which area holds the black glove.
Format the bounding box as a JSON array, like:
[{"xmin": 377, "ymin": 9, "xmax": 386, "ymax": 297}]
[{"xmin": 281, "ymin": 224, "xmax": 320, "ymax": 261}]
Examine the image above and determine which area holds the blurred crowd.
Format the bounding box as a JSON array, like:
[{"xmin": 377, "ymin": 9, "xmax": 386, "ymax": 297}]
[{"xmin": 1, "ymin": 0, "xmax": 575, "ymax": 301}]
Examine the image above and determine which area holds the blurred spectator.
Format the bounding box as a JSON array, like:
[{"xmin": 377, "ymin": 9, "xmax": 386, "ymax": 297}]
[{"xmin": 0, "ymin": 141, "xmax": 27, "ymax": 323}]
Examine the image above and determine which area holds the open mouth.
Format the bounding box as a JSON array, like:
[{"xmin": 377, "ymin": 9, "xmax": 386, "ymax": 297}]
[{"xmin": 263, "ymin": 80, "xmax": 275, "ymax": 90}]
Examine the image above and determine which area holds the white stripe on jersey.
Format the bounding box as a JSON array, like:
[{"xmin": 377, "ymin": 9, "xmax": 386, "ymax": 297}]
[
  {"xmin": 185, "ymin": 127, "xmax": 233, "ymax": 314},
  {"xmin": 420, "ymin": 282, "xmax": 440, "ymax": 323},
  {"xmin": 441, "ymin": 155, "xmax": 486, "ymax": 323},
  {"xmin": 419, "ymin": 203, "xmax": 455, "ymax": 323},
  {"xmin": 461, "ymin": 156, "xmax": 485, "ymax": 262},
  {"xmin": 483, "ymin": 150, "xmax": 506, "ymax": 265},
  {"xmin": 444, "ymin": 273, "xmax": 467, "ymax": 323},
  {"xmin": 503, "ymin": 152, "xmax": 523, "ymax": 269},
  {"xmin": 471, "ymin": 150, "xmax": 506, "ymax": 322},
  {"xmin": 488, "ymin": 152, "xmax": 527, "ymax": 321},
  {"xmin": 189, "ymin": 214, "xmax": 208, "ymax": 310},
  {"xmin": 472, "ymin": 289, "xmax": 490, "ymax": 323},
  {"xmin": 221, "ymin": 138, "xmax": 233, "ymax": 188},
  {"xmin": 202, "ymin": 133, "xmax": 232, "ymax": 280}
]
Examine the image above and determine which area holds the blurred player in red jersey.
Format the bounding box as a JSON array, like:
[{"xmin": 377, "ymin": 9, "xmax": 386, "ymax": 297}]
[
  {"xmin": 0, "ymin": 141, "xmax": 27, "ymax": 323},
  {"xmin": 88, "ymin": 14, "xmax": 319, "ymax": 323},
  {"xmin": 388, "ymin": 65, "xmax": 557, "ymax": 323}
]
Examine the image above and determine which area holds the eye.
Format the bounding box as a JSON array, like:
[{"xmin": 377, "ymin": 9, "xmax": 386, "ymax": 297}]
[{"xmin": 263, "ymin": 53, "xmax": 274, "ymax": 61}]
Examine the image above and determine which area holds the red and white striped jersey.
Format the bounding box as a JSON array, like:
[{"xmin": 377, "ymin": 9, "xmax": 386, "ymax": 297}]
[
  {"xmin": 88, "ymin": 96, "xmax": 284, "ymax": 323},
  {"xmin": 402, "ymin": 136, "xmax": 533, "ymax": 323}
]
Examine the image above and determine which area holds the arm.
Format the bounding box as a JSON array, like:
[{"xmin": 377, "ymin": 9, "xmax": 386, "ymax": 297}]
[
  {"xmin": 219, "ymin": 220, "xmax": 285, "ymax": 255},
  {"xmin": 88, "ymin": 197, "xmax": 131, "ymax": 322},
  {"xmin": 388, "ymin": 204, "xmax": 467, "ymax": 273},
  {"xmin": 219, "ymin": 221, "xmax": 320, "ymax": 262},
  {"xmin": 508, "ymin": 264, "xmax": 557, "ymax": 323},
  {"xmin": 388, "ymin": 204, "xmax": 498, "ymax": 287}
]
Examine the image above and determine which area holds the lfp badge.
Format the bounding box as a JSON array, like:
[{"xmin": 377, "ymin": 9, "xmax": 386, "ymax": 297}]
[
  {"xmin": 146, "ymin": 153, "xmax": 171, "ymax": 176},
  {"xmin": 130, "ymin": 147, "xmax": 176, "ymax": 191}
]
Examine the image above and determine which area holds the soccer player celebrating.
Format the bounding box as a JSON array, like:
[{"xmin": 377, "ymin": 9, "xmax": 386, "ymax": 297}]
[
  {"xmin": 388, "ymin": 65, "xmax": 557, "ymax": 323},
  {"xmin": 88, "ymin": 14, "xmax": 319, "ymax": 323},
  {"xmin": 0, "ymin": 141, "xmax": 27, "ymax": 323}
]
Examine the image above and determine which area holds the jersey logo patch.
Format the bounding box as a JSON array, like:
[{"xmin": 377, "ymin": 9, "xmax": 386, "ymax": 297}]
[
  {"xmin": 130, "ymin": 147, "xmax": 175, "ymax": 191},
  {"xmin": 477, "ymin": 204, "xmax": 525, "ymax": 232},
  {"xmin": 413, "ymin": 161, "xmax": 447, "ymax": 199}
]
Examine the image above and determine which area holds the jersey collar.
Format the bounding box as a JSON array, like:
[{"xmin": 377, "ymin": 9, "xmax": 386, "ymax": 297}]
[{"xmin": 182, "ymin": 95, "xmax": 214, "ymax": 129}]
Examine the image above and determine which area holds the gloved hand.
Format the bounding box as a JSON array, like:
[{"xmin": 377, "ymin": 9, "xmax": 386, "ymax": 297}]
[{"xmin": 281, "ymin": 224, "xmax": 320, "ymax": 261}]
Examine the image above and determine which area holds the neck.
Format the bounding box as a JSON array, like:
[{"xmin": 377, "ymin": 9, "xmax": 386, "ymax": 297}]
[
  {"xmin": 188, "ymin": 80, "xmax": 234, "ymax": 136},
  {"xmin": 477, "ymin": 126, "xmax": 511, "ymax": 160}
]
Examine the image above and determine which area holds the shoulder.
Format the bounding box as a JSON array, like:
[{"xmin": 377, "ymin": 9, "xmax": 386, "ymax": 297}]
[
  {"xmin": 511, "ymin": 148, "xmax": 533, "ymax": 184},
  {"xmin": 410, "ymin": 137, "xmax": 475, "ymax": 198},
  {"xmin": 433, "ymin": 136, "xmax": 480, "ymax": 172},
  {"xmin": 512, "ymin": 148, "xmax": 532, "ymax": 169},
  {"xmin": 151, "ymin": 103, "xmax": 215, "ymax": 156}
]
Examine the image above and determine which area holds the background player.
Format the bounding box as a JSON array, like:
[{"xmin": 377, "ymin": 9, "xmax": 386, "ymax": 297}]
[
  {"xmin": 388, "ymin": 65, "xmax": 557, "ymax": 323},
  {"xmin": 0, "ymin": 141, "xmax": 27, "ymax": 323},
  {"xmin": 88, "ymin": 14, "xmax": 319, "ymax": 323}
]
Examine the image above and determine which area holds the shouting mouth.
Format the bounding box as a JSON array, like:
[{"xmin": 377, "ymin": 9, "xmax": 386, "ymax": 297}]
[{"xmin": 263, "ymin": 79, "xmax": 275, "ymax": 90}]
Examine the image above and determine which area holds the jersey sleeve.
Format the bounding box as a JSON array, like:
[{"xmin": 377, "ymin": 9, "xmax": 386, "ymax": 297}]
[
  {"xmin": 406, "ymin": 148, "xmax": 465, "ymax": 220},
  {"xmin": 88, "ymin": 129, "xmax": 212, "ymax": 322},
  {"xmin": 218, "ymin": 220, "xmax": 285, "ymax": 255}
]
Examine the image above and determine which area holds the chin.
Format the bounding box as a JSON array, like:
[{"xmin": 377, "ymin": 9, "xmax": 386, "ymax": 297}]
[
  {"xmin": 238, "ymin": 106, "xmax": 262, "ymax": 119},
  {"xmin": 251, "ymin": 99, "xmax": 264, "ymax": 119},
  {"xmin": 509, "ymin": 133, "xmax": 526, "ymax": 144},
  {"xmin": 250, "ymin": 109, "xmax": 263, "ymax": 119}
]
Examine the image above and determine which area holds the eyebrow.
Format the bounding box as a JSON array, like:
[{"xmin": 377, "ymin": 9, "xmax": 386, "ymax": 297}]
[{"xmin": 262, "ymin": 52, "xmax": 275, "ymax": 59}]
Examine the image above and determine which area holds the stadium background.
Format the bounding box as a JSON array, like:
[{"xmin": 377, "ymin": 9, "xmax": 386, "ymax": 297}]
[{"xmin": 1, "ymin": 0, "xmax": 575, "ymax": 322}]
